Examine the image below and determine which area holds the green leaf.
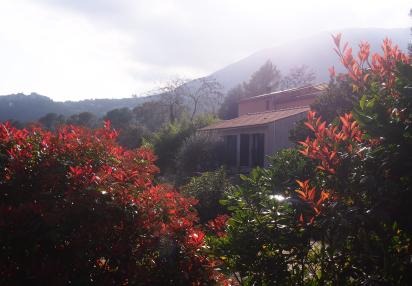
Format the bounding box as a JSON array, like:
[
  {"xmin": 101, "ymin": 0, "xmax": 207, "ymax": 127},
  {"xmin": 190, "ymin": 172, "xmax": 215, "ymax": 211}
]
[
  {"xmin": 331, "ymin": 117, "xmax": 340, "ymax": 127},
  {"xmin": 366, "ymin": 98, "xmax": 375, "ymax": 109},
  {"xmin": 227, "ymin": 219, "xmax": 236, "ymax": 226},
  {"xmin": 360, "ymin": 93, "xmax": 368, "ymax": 110}
]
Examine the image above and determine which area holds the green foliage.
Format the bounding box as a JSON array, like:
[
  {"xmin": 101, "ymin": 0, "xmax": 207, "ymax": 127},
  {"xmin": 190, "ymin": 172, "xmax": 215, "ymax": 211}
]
[
  {"xmin": 182, "ymin": 166, "xmax": 233, "ymax": 224},
  {"xmin": 115, "ymin": 123, "xmax": 152, "ymax": 150},
  {"xmin": 218, "ymin": 84, "xmax": 243, "ymax": 120},
  {"xmin": 209, "ymin": 38, "xmax": 412, "ymax": 285},
  {"xmin": 207, "ymin": 150, "xmax": 318, "ymax": 285},
  {"xmin": 243, "ymin": 59, "xmax": 282, "ymax": 99},
  {"xmin": 175, "ymin": 131, "xmax": 226, "ymax": 175},
  {"xmin": 38, "ymin": 112, "xmax": 58, "ymax": 129},
  {"xmin": 133, "ymin": 101, "xmax": 165, "ymax": 132},
  {"xmin": 103, "ymin": 107, "xmax": 134, "ymax": 131},
  {"xmin": 152, "ymin": 111, "xmax": 221, "ymax": 174},
  {"xmin": 66, "ymin": 111, "xmax": 98, "ymax": 129}
]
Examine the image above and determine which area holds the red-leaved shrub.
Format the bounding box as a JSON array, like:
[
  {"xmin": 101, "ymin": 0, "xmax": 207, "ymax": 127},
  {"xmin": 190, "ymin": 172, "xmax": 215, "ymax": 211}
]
[{"xmin": 0, "ymin": 121, "xmax": 220, "ymax": 285}]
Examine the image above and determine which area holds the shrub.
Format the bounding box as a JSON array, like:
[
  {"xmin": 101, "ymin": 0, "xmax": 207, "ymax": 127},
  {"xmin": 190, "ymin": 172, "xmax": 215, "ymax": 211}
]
[
  {"xmin": 175, "ymin": 131, "xmax": 227, "ymax": 175},
  {"xmin": 152, "ymin": 111, "xmax": 221, "ymax": 174},
  {"xmin": 209, "ymin": 35, "xmax": 412, "ymax": 285},
  {"xmin": 181, "ymin": 166, "xmax": 233, "ymax": 224},
  {"xmin": 0, "ymin": 121, "xmax": 221, "ymax": 285}
]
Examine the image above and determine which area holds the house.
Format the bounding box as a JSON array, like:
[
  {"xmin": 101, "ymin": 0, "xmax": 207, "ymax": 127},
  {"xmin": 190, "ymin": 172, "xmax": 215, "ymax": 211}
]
[
  {"xmin": 238, "ymin": 83, "xmax": 327, "ymax": 116},
  {"xmin": 198, "ymin": 84, "xmax": 327, "ymax": 173}
]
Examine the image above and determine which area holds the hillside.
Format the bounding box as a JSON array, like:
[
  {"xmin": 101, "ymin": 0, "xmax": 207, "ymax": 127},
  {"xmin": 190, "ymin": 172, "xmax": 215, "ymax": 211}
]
[
  {"xmin": 0, "ymin": 93, "xmax": 152, "ymax": 123},
  {"xmin": 210, "ymin": 27, "xmax": 410, "ymax": 92}
]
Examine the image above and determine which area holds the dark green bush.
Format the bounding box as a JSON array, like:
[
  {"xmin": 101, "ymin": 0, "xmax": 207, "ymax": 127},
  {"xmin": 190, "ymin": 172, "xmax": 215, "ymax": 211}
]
[
  {"xmin": 182, "ymin": 166, "xmax": 233, "ymax": 224},
  {"xmin": 152, "ymin": 111, "xmax": 221, "ymax": 174},
  {"xmin": 175, "ymin": 131, "xmax": 227, "ymax": 175}
]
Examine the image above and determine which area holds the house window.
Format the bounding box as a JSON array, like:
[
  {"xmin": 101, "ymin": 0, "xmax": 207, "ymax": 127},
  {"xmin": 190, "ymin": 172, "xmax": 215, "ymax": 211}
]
[
  {"xmin": 252, "ymin": 133, "xmax": 265, "ymax": 167},
  {"xmin": 225, "ymin": 135, "xmax": 237, "ymax": 166},
  {"xmin": 266, "ymin": 100, "xmax": 270, "ymax": 110},
  {"xmin": 240, "ymin": 134, "xmax": 250, "ymax": 166}
]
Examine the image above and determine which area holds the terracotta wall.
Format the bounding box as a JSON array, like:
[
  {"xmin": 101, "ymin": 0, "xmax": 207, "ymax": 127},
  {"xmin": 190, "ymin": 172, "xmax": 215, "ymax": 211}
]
[
  {"xmin": 238, "ymin": 86, "xmax": 321, "ymax": 116},
  {"xmin": 238, "ymin": 97, "xmax": 273, "ymax": 116}
]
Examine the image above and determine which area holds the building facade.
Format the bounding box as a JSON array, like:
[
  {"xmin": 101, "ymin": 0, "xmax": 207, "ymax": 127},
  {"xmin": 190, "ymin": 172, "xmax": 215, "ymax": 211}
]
[{"xmin": 198, "ymin": 84, "xmax": 326, "ymax": 173}]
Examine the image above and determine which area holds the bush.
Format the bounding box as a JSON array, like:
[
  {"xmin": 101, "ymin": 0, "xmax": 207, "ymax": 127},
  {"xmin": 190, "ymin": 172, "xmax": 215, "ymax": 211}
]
[
  {"xmin": 181, "ymin": 166, "xmax": 233, "ymax": 224},
  {"xmin": 152, "ymin": 111, "xmax": 221, "ymax": 174},
  {"xmin": 175, "ymin": 131, "xmax": 227, "ymax": 175},
  {"xmin": 209, "ymin": 35, "xmax": 412, "ymax": 285},
  {"xmin": 0, "ymin": 121, "xmax": 221, "ymax": 285}
]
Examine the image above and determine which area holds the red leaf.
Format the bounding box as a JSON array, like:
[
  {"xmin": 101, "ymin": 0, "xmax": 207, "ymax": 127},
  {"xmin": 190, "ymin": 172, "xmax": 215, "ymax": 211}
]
[
  {"xmin": 329, "ymin": 66, "xmax": 336, "ymax": 77},
  {"xmin": 342, "ymin": 42, "xmax": 348, "ymax": 53},
  {"xmin": 304, "ymin": 122, "xmax": 316, "ymax": 132}
]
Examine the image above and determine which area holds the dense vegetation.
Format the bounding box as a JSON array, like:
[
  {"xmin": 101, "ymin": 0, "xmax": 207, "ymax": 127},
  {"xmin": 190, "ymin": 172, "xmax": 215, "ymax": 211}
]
[{"xmin": 0, "ymin": 121, "xmax": 227, "ymax": 285}]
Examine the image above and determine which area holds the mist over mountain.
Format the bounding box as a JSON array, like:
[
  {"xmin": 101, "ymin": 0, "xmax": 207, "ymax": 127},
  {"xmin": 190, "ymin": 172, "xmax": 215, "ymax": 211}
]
[
  {"xmin": 210, "ymin": 27, "xmax": 410, "ymax": 92},
  {"xmin": 1, "ymin": 27, "xmax": 410, "ymax": 123}
]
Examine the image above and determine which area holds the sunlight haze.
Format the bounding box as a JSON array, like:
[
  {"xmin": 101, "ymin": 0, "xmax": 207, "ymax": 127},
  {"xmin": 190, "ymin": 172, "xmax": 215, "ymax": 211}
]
[{"xmin": 1, "ymin": 0, "xmax": 411, "ymax": 101}]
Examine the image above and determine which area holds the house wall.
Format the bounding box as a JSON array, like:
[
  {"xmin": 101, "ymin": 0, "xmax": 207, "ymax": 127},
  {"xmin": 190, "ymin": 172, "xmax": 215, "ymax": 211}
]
[
  {"xmin": 238, "ymin": 86, "xmax": 321, "ymax": 116},
  {"xmin": 238, "ymin": 97, "xmax": 274, "ymax": 116},
  {"xmin": 211, "ymin": 110, "xmax": 307, "ymax": 174},
  {"xmin": 213, "ymin": 125, "xmax": 272, "ymax": 174},
  {"xmin": 272, "ymin": 96, "xmax": 317, "ymax": 110},
  {"xmin": 274, "ymin": 112, "xmax": 308, "ymax": 152}
]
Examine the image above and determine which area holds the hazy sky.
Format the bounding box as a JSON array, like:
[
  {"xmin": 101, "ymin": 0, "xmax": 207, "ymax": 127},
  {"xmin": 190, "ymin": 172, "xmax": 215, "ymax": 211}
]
[{"xmin": 1, "ymin": 0, "xmax": 411, "ymax": 102}]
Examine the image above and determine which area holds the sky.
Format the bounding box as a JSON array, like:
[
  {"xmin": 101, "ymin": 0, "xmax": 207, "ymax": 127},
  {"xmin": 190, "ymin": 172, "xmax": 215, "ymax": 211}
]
[{"xmin": 1, "ymin": 0, "xmax": 411, "ymax": 102}]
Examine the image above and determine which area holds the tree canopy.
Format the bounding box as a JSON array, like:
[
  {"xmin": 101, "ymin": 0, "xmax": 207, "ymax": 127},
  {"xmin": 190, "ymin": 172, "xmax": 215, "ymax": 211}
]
[
  {"xmin": 144, "ymin": 75, "xmax": 224, "ymax": 123},
  {"xmin": 217, "ymin": 84, "xmax": 243, "ymax": 120},
  {"xmin": 280, "ymin": 64, "xmax": 316, "ymax": 90},
  {"xmin": 242, "ymin": 59, "xmax": 282, "ymax": 99}
]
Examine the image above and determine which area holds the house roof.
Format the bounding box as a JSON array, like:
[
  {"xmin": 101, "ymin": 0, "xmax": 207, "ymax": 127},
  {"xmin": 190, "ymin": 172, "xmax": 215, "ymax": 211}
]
[
  {"xmin": 237, "ymin": 83, "xmax": 328, "ymax": 103},
  {"xmin": 199, "ymin": 106, "xmax": 310, "ymax": 131}
]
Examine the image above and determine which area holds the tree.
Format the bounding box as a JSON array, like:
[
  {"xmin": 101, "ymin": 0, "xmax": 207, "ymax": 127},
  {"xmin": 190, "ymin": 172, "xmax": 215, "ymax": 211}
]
[
  {"xmin": 144, "ymin": 75, "xmax": 224, "ymax": 122},
  {"xmin": 103, "ymin": 107, "xmax": 133, "ymax": 131},
  {"xmin": 181, "ymin": 75, "xmax": 224, "ymax": 119},
  {"xmin": 115, "ymin": 123, "xmax": 152, "ymax": 150},
  {"xmin": 56, "ymin": 114, "xmax": 67, "ymax": 126},
  {"xmin": 38, "ymin": 112, "xmax": 58, "ymax": 129},
  {"xmin": 67, "ymin": 111, "xmax": 98, "ymax": 129},
  {"xmin": 242, "ymin": 59, "xmax": 282, "ymax": 98},
  {"xmin": 0, "ymin": 121, "xmax": 225, "ymax": 285},
  {"xmin": 133, "ymin": 101, "xmax": 166, "ymax": 132},
  {"xmin": 280, "ymin": 64, "xmax": 316, "ymax": 90},
  {"xmin": 218, "ymin": 84, "xmax": 243, "ymax": 120},
  {"xmin": 3, "ymin": 119, "xmax": 29, "ymax": 130}
]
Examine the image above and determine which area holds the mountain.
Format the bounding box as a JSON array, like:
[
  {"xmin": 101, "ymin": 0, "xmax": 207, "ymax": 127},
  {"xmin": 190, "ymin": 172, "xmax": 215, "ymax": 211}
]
[
  {"xmin": 209, "ymin": 27, "xmax": 411, "ymax": 92},
  {"xmin": 0, "ymin": 93, "xmax": 152, "ymax": 123}
]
